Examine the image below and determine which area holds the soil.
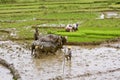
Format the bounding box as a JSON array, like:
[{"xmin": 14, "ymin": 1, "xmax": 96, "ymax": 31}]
[{"xmin": 0, "ymin": 40, "xmax": 120, "ymax": 80}]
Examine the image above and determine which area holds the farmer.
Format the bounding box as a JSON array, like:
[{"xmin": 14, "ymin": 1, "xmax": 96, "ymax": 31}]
[
  {"xmin": 65, "ymin": 24, "xmax": 73, "ymax": 32},
  {"xmin": 73, "ymin": 23, "xmax": 79, "ymax": 31},
  {"xmin": 65, "ymin": 46, "xmax": 72, "ymax": 61},
  {"xmin": 34, "ymin": 27, "xmax": 39, "ymax": 40}
]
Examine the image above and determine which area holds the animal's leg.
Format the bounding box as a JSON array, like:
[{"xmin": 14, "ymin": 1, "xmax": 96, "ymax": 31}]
[
  {"xmin": 31, "ymin": 45, "xmax": 35, "ymax": 55},
  {"xmin": 69, "ymin": 56, "xmax": 71, "ymax": 60},
  {"xmin": 69, "ymin": 54, "xmax": 72, "ymax": 60},
  {"xmin": 45, "ymin": 51, "xmax": 48, "ymax": 55},
  {"xmin": 65, "ymin": 55, "xmax": 69, "ymax": 61}
]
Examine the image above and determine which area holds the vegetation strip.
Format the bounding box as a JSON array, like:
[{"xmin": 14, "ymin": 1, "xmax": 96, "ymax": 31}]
[
  {"xmin": 0, "ymin": 29, "xmax": 10, "ymax": 33},
  {"xmin": 66, "ymin": 37, "xmax": 120, "ymax": 46}
]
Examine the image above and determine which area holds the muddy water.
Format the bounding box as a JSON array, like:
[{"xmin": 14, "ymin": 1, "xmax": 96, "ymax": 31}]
[
  {"xmin": 0, "ymin": 41, "xmax": 120, "ymax": 80},
  {"xmin": 0, "ymin": 64, "xmax": 13, "ymax": 80},
  {"xmin": 0, "ymin": 32, "xmax": 9, "ymax": 40},
  {"xmin": 99, "ymin": 12, "xmax": 120, "ymax": 19}
]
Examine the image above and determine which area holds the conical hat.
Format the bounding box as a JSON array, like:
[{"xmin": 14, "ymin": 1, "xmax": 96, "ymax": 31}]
[{"xmin": 68, "ymin": 46, "xmax": 71, "ymax": 49}]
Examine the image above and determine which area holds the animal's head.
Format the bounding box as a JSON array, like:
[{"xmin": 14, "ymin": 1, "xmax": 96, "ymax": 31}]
[{"xmin": 61, "ymin": 36, "xmax": 67, "ymax": 45}]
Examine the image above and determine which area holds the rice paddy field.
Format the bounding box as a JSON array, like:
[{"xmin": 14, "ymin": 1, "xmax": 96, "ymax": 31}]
[
  {"xmin": 0, "ymin": 0, "xmax": 120, "ymax": 42},
  {"xmin": 1, "ymin": 1, "xmax": 120, "ymax": 80}
]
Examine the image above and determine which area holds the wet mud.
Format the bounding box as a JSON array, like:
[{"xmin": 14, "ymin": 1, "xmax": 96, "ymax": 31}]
[
  {"xmin": 0, "ymin": 58, "xmax": 21, "ymax": 80},
  {"xmin": 0, "ymin": 40, "xmax": 120, "ymax": 80},
  {"xmin": 0, "ymin": 64, "xmax": 13, "ymax": 80}
]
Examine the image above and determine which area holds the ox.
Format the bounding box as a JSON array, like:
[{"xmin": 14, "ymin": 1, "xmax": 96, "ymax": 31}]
[{"xmin": 31, "ymin": 34, "xmax": 67, "ymax": 58}]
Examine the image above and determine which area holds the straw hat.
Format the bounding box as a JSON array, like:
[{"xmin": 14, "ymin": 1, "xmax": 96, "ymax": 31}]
[{"xmin": 68, "ymin": 46, "xmax": 71, "ymax": 49}]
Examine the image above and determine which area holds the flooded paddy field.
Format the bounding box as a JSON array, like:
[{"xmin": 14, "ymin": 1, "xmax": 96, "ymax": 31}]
[
  {"xmin": 0, "ymin": 0, "xmax": 120, "ymax": 80},
  {"xmin": 0, "ymin": 40, "xmax": 120, "ymax": 80}
]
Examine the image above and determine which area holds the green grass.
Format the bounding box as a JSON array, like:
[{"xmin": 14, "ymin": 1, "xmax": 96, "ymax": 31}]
[
  {"xmin": 55, "ymin": 28, "xmax": 120, "ymax": 42},
  {"xmin": 55, "ymin": 19, "xmax": 120, "ymax": 42},
  {"xmin": 0, "ymin": 0, "xmax": 120, "ymax": 43}
]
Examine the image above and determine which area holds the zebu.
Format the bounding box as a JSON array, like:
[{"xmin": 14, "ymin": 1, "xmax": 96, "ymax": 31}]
[{"xmin": 31, "ymin": 34, "xmax": 67, "ymax": 58}]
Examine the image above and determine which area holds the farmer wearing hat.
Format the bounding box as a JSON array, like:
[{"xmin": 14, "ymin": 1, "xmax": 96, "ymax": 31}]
[{"xmin": 65, "ymin": 46, "xmax": 72, "ymax": 60}]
